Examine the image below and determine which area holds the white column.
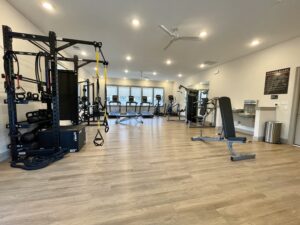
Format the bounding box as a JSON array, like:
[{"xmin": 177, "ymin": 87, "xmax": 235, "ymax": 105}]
[{"xmin": 253, "ymin": 107, "xmax": 276, "ymax": 141}]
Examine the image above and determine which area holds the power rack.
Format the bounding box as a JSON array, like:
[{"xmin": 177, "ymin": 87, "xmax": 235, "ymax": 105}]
[{"xmin": 2, "ymin": 25, "xmax": 109, "ymax": 170}]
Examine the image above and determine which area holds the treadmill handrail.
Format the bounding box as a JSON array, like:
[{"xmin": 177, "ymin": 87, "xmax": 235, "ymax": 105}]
[
  {"xmin": 108, "ymin": 100, "xmax": 121, "ymax": 113},
  {"xmin": 139, "ymin": 102, "xmax": 151, "ymax": 113},
  {"xmin": 126, "ymin": 101, "xmax": 138, "ymax": 112}
]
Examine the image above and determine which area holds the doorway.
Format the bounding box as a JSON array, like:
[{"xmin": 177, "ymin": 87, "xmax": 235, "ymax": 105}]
[
  {"xmin": 289, "ymin": 67, "xmax": 300, "ymax": 145},
  {"xmin": 295, "ymin": 105, "xmax": 300, "ymax": 145}
]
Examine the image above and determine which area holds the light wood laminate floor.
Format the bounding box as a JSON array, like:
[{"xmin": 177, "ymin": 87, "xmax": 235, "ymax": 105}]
[{"xmin": 0, "ymin": 118, "xmax": 300, "ymax": 225}]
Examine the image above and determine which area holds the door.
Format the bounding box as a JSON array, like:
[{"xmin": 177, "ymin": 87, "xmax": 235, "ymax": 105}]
[{"xmin": 294, "ymin": 101, "xmax": 300, "ymax": 145}]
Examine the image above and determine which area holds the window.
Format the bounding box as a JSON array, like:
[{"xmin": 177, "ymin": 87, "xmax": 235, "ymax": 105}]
[
  {"xmin": 107, "ymin": 86, "xmax": 118, "ymax": 102},
  {"xmin": 142, "ymin": 87, "xmax": 153, "ymax": 104},
  {"xmin": 131, "ymin": 87, "xmax": 142, "ymax": 104},
  {"xmin": 154, "ymin": 88, "xmax": 164, "ymax": 105},
  {"xmin": 106, "ymin": 85, "xmax": 164, "ymax": 105},
  {"xmin": 119, "ymin": 86, "xmax": 130, "ymax": 105}
]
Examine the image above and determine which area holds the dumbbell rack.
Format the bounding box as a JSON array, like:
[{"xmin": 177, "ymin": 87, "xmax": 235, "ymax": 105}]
[{"xmin": 2, "ymin": 25, "xmax": 108, "ymax": 169}]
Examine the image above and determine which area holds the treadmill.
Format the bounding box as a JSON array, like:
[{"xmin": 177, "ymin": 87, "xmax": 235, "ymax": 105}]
[
  {"xmin": 108, "ymin": 95, "xmax": 121, "ymax": 118},
  {"xmin": 126, "ymin": 96, "xmax": 139, "ymax": 117},
  {"xmin": 140, "ymin": 96, "xmax": 154, "ymax": 118},
  {"xmin": 116, "ymin": 96, "xmax": 143, "ymax": 124}
]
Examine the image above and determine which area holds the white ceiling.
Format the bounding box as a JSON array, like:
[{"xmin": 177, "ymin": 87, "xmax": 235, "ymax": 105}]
[{"xmin": 7, "ymin": 0, "xmax": 300, "ymax": 81}]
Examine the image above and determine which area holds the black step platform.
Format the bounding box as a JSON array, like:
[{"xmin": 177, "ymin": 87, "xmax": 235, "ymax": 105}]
[{"xmin": 38, "ymin": 125, "xmax": 86, "ymax": 153}]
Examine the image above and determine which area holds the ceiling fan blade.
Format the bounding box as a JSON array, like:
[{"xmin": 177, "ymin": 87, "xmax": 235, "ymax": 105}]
[
  {"xmin": 159, "ymin": 25, "xmax": 175, "ymax": 37},
  {"xmin": 179, "ymin": 36, "xmax": 202, "ymax": 41},
  {"xmin": 164, "ymin": 38, "xmax": 177, "ymax": 50}
]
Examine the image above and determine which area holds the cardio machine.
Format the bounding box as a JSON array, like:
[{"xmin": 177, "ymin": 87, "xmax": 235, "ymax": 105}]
[
  {"xmin": 108, "ymin": 95, "xmax": 121, "ymax": 118},
  {"xmin": 154, "ymin": 95, "xmax": 165, "ymax": 116},
  {"xmin": 116, "ymin": 96, "xmax": 143, "ymax": 124},
  {"xmin": 140, "ymin": 96, "xmax": 154, "ymax": 118},
  {"xmin": 166, "ymin": 95, "xmax": 185, "ymax": 121}
]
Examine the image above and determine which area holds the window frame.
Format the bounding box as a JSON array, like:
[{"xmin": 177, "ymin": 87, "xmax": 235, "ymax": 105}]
[
  {"xmin": 106, "ymin": 84, "xmax": 165, "ymax": 105},
  {"xmin": 106, "ymin": 85, "xmax": 118, "ymax": 102}
]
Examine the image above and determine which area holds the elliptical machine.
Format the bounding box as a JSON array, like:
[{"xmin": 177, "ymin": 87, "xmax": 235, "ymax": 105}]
[{"xmin": 154, "ymin": 95, "xmax": 165, "ymax": 116}]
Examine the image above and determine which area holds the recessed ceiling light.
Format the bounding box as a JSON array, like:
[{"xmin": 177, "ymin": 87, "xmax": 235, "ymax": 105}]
[
  {"xmin": 153, "ymin": 72, "xmax": 157, "ymax": 76},
  {"xmin": 199, "ymin": 63, "xmax": 206, "ymax": 68},
  {"xmin": 126, "ymin": 55, "xmax": 132, "ymax": 61},
  {"xmin": 42, "ymin": 2, "xmax": 54, "ymax": 11},
  {"xmin": 81, "ymin": 51, "xmax": 87, "ymax": 56},
  {"xmin": 250, "ymin": 39, "xmax": 260, "ymax": 47},
  {"xmin": 199, "ymin": 31, "xmax": 208, "ymax": 39},
  {"xmin": 132, "ymin": 19, "xmax": 140, "ymax": 28},
  {"xmin": 178, "ymin": 74, "xmax": 183, "ymax": 77},
  {"xmin": 124, "ymin": 69, "xmax": 129, "ymax": 73},
  {"xmin": 166, "ymin": 59, "xmax": 172, "ymax": 65}
]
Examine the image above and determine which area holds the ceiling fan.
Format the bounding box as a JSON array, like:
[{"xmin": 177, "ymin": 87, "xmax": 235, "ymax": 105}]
[{"xmin": 159, "ymin": 25, "xmax": 203, "ymax": 50}]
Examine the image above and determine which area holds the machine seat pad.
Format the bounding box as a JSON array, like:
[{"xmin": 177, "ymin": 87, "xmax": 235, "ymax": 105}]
[{"xmin": 227, "ymin": 137, "xmax": 247, "ymax": 143}]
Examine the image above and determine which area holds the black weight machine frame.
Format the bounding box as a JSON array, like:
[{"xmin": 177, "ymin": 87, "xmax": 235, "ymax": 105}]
[
  {"xmin": 2, "ymin": 25, "xmax": 108, "ymax": 169},
  {"xmin": 178, "ymin": 85, "xmax": 216, "ymax": 128}
]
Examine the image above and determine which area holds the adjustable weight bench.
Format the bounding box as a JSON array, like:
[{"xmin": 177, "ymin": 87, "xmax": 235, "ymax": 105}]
[{"xmin": 192, "ymin": 97, "xmax": 255, "ymax": 161}]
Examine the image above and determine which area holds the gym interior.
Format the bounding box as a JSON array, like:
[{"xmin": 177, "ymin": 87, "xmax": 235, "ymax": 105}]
[{"xmin": 1, "ymin": 0, "xmax": 300, "ymax": 224}]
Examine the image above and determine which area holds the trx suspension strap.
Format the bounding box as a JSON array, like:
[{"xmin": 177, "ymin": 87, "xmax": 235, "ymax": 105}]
[
  {"xmin": 93, "ymin": 44, "xmax": 109, "ymax": 146},
  {"xmin": 102, "ymin": 62, "xmax": 109, "ymax": 133},
  {"xmin": 96, "ymin": 44, "xmax": 109, "ymax": 132}
]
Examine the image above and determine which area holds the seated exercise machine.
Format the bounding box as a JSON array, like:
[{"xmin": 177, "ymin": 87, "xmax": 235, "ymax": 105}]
[
  {"xmin": 154, "ymin": 95, "xmax": 165, "ymax": 116},
  {"xmin": 116, "ymin": 96, "xmax": 143, "ymax": 124},
  {"xmin": 192, "ymin": 97, "xmax": 256, "ymax": 161},
  {"xmin": 190, "ymin": 97, "xmax": 216, "ymax": 128},
  {"xmin": 179, "ymin": 85, "xmax": 216, "ymax": 127},
  {"xmin": 140, "ymin": 96, "xmax": 154, "ymax": 118},
  {"xmin": 108, "ymin": 95, "xmax": 121, "ymax": 118}
]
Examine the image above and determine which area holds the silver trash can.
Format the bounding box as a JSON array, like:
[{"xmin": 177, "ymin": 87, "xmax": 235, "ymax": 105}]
[{"xmin": 264, "ymin": 121, "xmax": 282, "ymax": 144}]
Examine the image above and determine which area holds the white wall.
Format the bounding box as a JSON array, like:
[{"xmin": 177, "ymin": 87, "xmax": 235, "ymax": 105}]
[{"xmin": 183, "ymin": 37, "xmax": 300, "ymax": 141}]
